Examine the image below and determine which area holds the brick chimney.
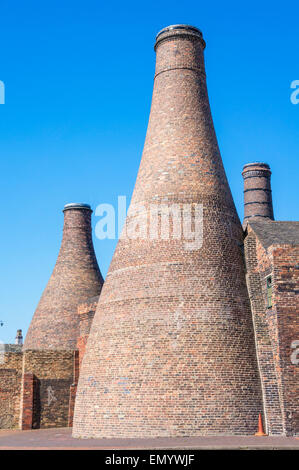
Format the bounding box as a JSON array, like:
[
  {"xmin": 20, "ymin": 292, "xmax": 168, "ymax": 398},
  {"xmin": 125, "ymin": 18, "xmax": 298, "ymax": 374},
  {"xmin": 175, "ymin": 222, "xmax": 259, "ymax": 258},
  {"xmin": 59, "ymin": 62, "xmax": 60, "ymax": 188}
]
[
  {"xmin": 73, "ymin": 25, "xmax": 263, "ymax": 438},
  {"xmin": 15, "ymin": 329, "xmax": 23, "ymax": 345},
  {"xmin": 24, "ymin": 203, "xmax": 103, "ymax": 350},
  {"xmin": 242, "ymin": 162, "xmax": 274, "ymax": 228}
]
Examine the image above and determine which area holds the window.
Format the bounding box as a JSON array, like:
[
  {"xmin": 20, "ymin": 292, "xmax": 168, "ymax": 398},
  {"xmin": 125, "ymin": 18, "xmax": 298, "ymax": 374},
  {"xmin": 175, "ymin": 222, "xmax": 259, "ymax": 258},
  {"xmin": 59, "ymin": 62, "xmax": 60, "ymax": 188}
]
[{"xmin": 267, "ymin": 276, "xmax": 272, "ymax": 308}]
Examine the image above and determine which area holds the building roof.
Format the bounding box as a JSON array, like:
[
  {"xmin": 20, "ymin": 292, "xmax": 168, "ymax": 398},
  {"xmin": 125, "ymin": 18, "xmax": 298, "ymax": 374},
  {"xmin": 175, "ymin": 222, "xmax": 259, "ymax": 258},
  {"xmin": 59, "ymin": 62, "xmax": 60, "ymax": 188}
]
[
  {"xmin": 0, "ymin": 344, "xmax": 22, "ymax": 353},
  {"xmin": 248, "ymin": 220, "xmax": 299, "ymax": 249}
]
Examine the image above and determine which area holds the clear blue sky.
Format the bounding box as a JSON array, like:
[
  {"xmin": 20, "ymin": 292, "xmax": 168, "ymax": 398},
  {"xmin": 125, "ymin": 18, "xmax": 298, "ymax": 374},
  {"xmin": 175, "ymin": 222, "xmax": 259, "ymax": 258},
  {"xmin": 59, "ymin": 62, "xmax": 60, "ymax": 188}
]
[{"xmin": 0, "ymin": 0, "xmax": 298, "ymax": 343}]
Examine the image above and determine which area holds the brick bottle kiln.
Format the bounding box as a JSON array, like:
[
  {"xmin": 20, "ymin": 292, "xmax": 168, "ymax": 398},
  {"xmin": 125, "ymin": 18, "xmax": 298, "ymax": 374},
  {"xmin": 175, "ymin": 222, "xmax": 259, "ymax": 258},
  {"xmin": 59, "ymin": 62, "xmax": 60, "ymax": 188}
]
[
  {"xmin": 24, "ymin": 203, "xmax": 103, "ymax": 350},
  {"xmin": 73, "ymin": 25, "xmax": 264, "ymax": 438}
]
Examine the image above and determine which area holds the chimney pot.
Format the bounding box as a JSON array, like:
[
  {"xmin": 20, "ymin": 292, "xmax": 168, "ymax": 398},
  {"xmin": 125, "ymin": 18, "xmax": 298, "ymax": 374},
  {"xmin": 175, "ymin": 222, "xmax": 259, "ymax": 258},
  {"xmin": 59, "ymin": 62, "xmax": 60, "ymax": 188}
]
[
  {"xmin": 15, "ymin": 329, "xmax": 23, "ymax": 345},
  {"xmin": 63, "ymin": 203, "xmax": 92, "ymax": 212},
  {"xmin": 242, "ymin": 162, "xmax": 274, "ymax": 228},
  {"xmin": 155, "ymin": 24, "xmax": 205, "ymax": 51}
]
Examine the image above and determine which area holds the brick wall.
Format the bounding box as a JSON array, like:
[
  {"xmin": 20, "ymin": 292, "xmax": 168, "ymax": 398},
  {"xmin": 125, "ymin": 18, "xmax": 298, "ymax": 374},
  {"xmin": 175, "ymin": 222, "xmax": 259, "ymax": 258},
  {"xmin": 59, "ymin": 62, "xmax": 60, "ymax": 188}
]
[
  {"xmin": 0, "ymin": 351, "xmax": 23, "ymax": 429},
  {"xmin": 20, "ymin": 373, "xmax": 35, "ymax": 430},
  {"xmin": 77, "ymin": 297, "xmax": 98, "ymax": 368},
  {"xmin": 0, "ymin": 291, "xmax": 97, "ymax": 431},
  {"xmin": 0, "ymin": 348, "xmax": 77, "ymax": 430},
  {"xmin": 244, "ymin": 229, "xmax": 284, "ymax": 434},
  {"xmin": 21, "ymin": 350, "xmax": 75, "ymax": 428},
  {"xmin": 68, "ymin": 350, "xmax": 79, "ymax": 427},
  {"xmin": 245, "ymin": 225, "xmax": 299, "ymax": 436},
  {"xmin": 66, "ymin": 299, "xmax": 98, "ymax": 427},
  {"xmin": 272, "ymin": 245, "xmax": 299, "ymax": 435}
]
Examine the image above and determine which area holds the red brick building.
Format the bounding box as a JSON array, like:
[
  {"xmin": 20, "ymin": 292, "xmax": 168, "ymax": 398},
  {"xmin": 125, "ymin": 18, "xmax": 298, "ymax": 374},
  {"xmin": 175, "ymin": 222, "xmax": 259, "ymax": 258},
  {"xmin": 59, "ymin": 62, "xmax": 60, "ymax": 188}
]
[
  {"xmin": 244, "ymin": 220, "xmax": 299, "ymax": 436},
  {"xmin": 242, "ymin": 162, "xmax": 298, "ymax": 436}
]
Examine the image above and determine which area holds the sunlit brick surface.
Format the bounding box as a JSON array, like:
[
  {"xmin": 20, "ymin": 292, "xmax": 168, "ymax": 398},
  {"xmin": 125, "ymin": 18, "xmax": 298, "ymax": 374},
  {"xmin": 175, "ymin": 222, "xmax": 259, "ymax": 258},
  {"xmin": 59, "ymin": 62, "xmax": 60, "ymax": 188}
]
[{"xmin": 245, "ymin": 220, "xmax": 299, "ymax": 436}]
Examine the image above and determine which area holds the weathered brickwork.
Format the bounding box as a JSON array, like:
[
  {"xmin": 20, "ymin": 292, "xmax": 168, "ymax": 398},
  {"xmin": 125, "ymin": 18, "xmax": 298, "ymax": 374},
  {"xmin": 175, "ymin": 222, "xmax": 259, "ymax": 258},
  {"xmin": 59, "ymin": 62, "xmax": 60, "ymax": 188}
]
[
  {"xmin": 22, "ymin": 350, "xmax": 75, "ymax": 428},
  {"xmin": 20, "ymin": 373, "xmax": 35, "ymax": 430},
  {"xmin": 244, "ymin": 229, "xmax": 284, "ymax": 435},
  {"xmin": 0, "ymin": 349, "xmax": 78, "ymax": 430},
  {"xmin": 73, "ymin": 25, "xmax": 263, "ymax": 439},
  {"xmin": 65, "ymin": 298, "xmax": 99, "ymax": 427},
  {"xmin": 0, "ymin": 205, "xmax": 101, "ymax": 430},
  {"xmin": 76, "ymin": 296, "xmax": 99, "ymax": 368},
  {"xmin": 24, "ymin": 204, "xmax": 103, "ymax": 350},
  {"xmin": 68, "ymin": 350, "xmax": 80, "ymax": 427},
  {"xmin": 273, "ymin": 244, "xmax": 299, "ymax": 435},
  {"xmin": 0, "ymin": 351, "xmax": 23, "ymax": 429},
  {"xmin": 245, "ymin": 221, "xmax": 299, "ymax": 436}
]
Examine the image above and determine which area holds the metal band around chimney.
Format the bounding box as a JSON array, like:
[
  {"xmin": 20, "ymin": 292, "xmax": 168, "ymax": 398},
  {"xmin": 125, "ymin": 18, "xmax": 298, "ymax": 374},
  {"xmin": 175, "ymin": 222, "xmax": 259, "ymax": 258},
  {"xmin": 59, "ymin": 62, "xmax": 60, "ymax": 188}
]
[
  {"xmin": 155, "ymin": 24, "xmax": 206, "ymax": 50},
  {"xmin": 63, "ymin": 203, "xmax": 92, "ymax": 212}
]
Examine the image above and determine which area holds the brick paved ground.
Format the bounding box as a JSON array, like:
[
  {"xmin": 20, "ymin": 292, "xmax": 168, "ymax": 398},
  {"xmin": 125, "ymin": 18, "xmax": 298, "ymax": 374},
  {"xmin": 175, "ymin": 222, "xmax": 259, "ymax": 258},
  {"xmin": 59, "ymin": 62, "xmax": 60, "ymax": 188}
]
[{"xmin": 0, "ymin": 428, "xmax": 298, "ymax": 449}]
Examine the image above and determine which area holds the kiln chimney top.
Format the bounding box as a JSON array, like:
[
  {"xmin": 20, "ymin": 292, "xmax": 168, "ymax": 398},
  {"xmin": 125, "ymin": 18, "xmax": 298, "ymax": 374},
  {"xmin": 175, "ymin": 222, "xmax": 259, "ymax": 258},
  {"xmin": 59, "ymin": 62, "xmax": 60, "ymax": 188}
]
[
  {"xmin": 63, "ymin": 203, "xmax": 92, "ymax": 212},
  {"xmin": 155, "ymin": 24, "xmax": 205, "ymax": 50},
  {"xmin": 243, "ymin": 162, "xmax": 270, "ymax": 170},
  {"xmin": 242, "ymin": 162, "xmax": 274, "ymax": 227},
  {"xmin": 156, "ymin": 24, "xmax": 203, "ymax": 39}
]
